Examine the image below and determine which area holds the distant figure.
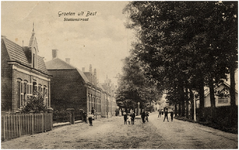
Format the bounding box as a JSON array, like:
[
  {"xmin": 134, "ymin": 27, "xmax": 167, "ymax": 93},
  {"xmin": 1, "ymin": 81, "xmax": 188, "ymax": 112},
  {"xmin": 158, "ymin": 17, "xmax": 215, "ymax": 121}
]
[
  {"xmin": 91, "ymin": 107, "xmax": 95, "ymax": 115},
  {"xmin": 123, "ymin": 112, "xmax": 127, "ymax": 125},
  {"xmin": 82, "ymin": 111, "xmax": 87, "ymax": 123},
  {"xmin": 145, "ymin": 111, "xmax": 149, "ymax": 122},
  {"xmin": 170, "ymin": 109, "xmax": 174, "ymax": 122},
  {"xmin": 161, "ymin": 109, "xmax": 164, "ymax": 115},
  {"xmin": 127, "ymin": 115, "xmax": 131, "ymax": 124},
  {"xmin": 141, "ymin": 110, "xmax": 146, "ymax": 123},
  {"xmin": 130, "ymin": 112, "xmax": 135, "ymax": 125},
  {"xmin": 163, "ymin": 107, "xmax": 169, "ymax": 122},
  {"xmin": 158, "ymin": 109, "xmax": 162, "ymax": 118}
]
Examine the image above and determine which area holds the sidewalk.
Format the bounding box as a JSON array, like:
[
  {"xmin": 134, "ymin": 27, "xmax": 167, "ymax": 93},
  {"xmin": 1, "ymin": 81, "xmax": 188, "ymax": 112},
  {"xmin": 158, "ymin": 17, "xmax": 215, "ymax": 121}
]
[{"xmin": 53, "ymin": 115, "xmax": 119, "ymax": 128}]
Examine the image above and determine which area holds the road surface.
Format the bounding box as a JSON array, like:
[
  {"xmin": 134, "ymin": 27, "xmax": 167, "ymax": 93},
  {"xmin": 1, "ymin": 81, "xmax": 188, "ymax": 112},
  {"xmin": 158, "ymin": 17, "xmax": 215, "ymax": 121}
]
[{"xmin": 1, "ymin": 112, "xmax": 238, "ymax": 149}]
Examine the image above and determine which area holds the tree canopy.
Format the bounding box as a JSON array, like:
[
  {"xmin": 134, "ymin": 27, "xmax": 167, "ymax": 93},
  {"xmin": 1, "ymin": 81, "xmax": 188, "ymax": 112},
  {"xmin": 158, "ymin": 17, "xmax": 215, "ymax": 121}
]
[{"xmin": 121, "ymin": 1, "xmax": 237, "ymax": 120}]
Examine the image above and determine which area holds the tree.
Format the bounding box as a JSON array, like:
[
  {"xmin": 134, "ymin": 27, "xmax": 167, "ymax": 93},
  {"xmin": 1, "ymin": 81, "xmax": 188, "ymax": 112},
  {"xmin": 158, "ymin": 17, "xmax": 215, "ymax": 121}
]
[
  {"xmin": 123, "ymin": 1, "xmax": 237, "ymax": 122},
  {"xmin": 116, "ymin": 55, "xmax": 161, "ymax": 110},
  {"xmin": 21, "ymin": 91, "xmax": 48, "ymax": 113}
]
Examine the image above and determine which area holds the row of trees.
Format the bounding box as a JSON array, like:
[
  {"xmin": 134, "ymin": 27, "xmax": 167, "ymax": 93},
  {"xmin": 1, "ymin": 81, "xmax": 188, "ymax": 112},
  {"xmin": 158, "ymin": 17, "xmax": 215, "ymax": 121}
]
[
  {"xmin": 115, "ymin": 56, "xmax": 162, "ymax": 112},
  {"xmin": 116, "ymin": 1, "xmax": 237, "ymax": 124}
]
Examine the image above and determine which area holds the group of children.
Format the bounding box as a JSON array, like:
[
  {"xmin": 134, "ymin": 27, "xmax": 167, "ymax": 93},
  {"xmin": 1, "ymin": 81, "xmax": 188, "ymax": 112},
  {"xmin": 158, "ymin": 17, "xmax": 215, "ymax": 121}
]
[
  {"xmin": 123, "ymin": 110, "xmax": 150, "ymax": 124},
  {"xmin": 123, "ymin": 112, "xmax": 136, "ymax": 125},
  {"xmin": 158, "ymin": 107, "xmax": 174, "ymax": 122}
]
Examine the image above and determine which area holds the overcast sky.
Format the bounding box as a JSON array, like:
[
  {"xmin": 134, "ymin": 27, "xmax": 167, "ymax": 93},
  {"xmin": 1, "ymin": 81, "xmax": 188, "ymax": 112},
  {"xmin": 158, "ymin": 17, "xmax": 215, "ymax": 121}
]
[{"xmin": 2, "ymin": 1, "xmax": 135, "ymax": 85}]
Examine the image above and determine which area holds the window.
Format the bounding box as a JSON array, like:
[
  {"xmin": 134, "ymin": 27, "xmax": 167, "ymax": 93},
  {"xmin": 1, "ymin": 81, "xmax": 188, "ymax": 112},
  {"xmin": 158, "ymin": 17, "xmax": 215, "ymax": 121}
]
[
  {"xmin": 17, "ymin": 80, "xmax": 21, "ymax": 108},
  {"xmin": 43, "ymin": 86, "xmax": 48, "ymax": 107},
  {"xmin": 33, "ymin": 82, "xmax": 37, "ymax": 93},
  {"xmin": 38, "ymin": 84, "xmax": 42, "ymax": 93},
  {"xmin": 23, "ymin": 81, "xmax": 27, "ymax": 106}
]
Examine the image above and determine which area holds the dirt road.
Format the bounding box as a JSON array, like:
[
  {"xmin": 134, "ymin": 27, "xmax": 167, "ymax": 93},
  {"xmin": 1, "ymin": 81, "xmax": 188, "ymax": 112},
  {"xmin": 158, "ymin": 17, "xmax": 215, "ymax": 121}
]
[{"xmin": 1, "ymin": 112, "xmax": 238, "ymax": 149}]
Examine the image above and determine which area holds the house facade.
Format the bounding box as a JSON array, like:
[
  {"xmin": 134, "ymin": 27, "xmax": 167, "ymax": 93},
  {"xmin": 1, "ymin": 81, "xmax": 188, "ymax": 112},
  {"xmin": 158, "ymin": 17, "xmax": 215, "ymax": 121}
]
[
  {"xmin": 83, "ymin": 66, "xmax": 102, "ymax": 116},
  {"xmin": 46, "ymin": 49, "xmax": 117, "ymax": 118},
  {"xmin": 45, "ymin": 51, "xmax": 90, "ymax": 114},
  {"xmin": 1, "ymin": 30, "xmax": 52, "ymax": 113},
  {"xmin": 204, "ymin": 83, "xmax": 238, "ymax": 108}
]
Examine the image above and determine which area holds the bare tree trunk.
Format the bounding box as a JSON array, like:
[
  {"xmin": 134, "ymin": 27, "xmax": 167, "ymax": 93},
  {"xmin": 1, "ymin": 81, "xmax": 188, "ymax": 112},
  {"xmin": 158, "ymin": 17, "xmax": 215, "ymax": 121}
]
[
  {"xmin": 186, "ymin": 87, "xmax": 189, "ymax": 118},
  {"xmin": 175, "ymin": 103, "xmax": 178, "ymax": 117},
  {"xmin": 199, "ymin": 76, "xmax": 205, "ymax": 121},
  {"xmin": 229, "ymin": 67, "xmax": 236, "ymax": 126},
  {"xmin": 181, "ymin": 86, "xmax": 185, "ymax": 117},
  {"xmin": 189, "ymin": 88, "xmax": 194, "ymax": 120},
  {"xmin": 209, "ymin": 76, "xmax": 215, "ymax": 122}
]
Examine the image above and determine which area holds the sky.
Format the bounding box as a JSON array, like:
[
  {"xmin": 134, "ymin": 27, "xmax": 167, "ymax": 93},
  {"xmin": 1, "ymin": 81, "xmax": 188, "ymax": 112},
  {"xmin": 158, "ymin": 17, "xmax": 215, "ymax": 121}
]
[{"xmin": 1, "ymin": 1, "xmax": 135, "ymax": 85}]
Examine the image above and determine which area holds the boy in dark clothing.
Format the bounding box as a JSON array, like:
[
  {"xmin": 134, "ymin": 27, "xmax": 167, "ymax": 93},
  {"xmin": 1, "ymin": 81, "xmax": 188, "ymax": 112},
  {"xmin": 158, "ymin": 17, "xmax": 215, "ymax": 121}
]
[
  {"xmin": 130, "ymin": 112, "xmax": 135, "ymax": 125},
  {"xmin": 170, "ymin": 109, "xmax": 174, "ymax": 122},
  {"xmin": 141, "ymin": 111, "xmax": 146, "ymax": 123},
  {"xmin": 163, "ymin": 107, "xmax": 169, "ymax": 122},
  {"xmin": 82, "ymin": 111, "xmax": 87, "ymax": 123},
  {"xmin": 91, "ymin": 107, "xmax": 95, "ymax": 115},
  {"xmin": 123, "ymin": 112, "xmax": 127, "ymax": 124}
]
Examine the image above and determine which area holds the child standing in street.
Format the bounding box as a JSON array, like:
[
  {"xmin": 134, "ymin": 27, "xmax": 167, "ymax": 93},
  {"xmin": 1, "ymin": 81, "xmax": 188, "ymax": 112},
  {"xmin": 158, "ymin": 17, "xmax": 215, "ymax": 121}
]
[
  {"xmin": 123, "ymin": 111, "xmax": 127, "ymax": 125},
  {"xmin": 163, "ymin": 107, "xmax": 169, "ymax": 122},
  {"xmin": 130, "ymin": 112, "xmax": 135, "ymax": 125},
  {"xmin": 158, "ymin": 109, "xmax": 161, "ymax": 118},
  {"xmin": 170, "ymin": 108, "xmax": 174, "ymax": 122}
]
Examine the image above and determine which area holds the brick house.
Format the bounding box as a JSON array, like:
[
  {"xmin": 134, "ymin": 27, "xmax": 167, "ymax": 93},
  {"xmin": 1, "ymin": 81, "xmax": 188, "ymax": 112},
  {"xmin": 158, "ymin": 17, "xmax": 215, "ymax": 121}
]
[
  {"xmin": 83, "ymin": 65, "xmax": 102, "ymax": 117},
  {"xmin": 1, "ymin": 30, "xmax": 52, "ymax": 113},
  {"xmin": 46, "ymin": 50, "xmax": 102, "ymax": 118}
]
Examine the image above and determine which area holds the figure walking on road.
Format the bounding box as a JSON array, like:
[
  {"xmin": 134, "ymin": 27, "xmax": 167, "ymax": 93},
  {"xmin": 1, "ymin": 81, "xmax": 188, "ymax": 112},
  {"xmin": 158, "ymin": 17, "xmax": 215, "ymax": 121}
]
[
  {"xmin": 158, "ymin": 109, "xmax": 161, "ymax": 118},
  {"xmin": 82, "ymin": 111, "xmax": 87, "ymax": 123},
  {"xmin": 123, "ymin": 111, "xmax": 127, "ymax": 125},
  {"xmin": 130, "ymin": 112, "xmax": 135, "ymax": 125},
  {"xmin": 170, "ymin": 109, "xmax": 174, "ymax": 122},
  {"xmin": 91, "ymin": 107, "xmax": 95, "ymax": 115},
  {"xmin": 141, "ymin": 110, "xmax": 146, "ymax": 123},
  {"xmin": 163, "ymin": 107, "xmax": 169, "ymax": 122}
]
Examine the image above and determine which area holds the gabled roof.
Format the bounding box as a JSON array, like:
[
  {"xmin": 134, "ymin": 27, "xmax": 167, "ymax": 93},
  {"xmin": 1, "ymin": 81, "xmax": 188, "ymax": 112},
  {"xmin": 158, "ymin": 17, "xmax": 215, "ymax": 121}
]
[
  {"xmin": 2, "ymin": 37, "xmax": 30, "ymax": 67},
  {"xmin": 205, "ymin": 82, "xmax": 238, "ymax": 97},
  {"xmin": 45, "ymin": 58, "xmax": 75, "ymax": 70},
  {"xmin": 46, "ymin": 58, "xmax": 89, "ymax": 83},
  {"xmin": 2, "ymin": 36, "xmax": 49, "ymax": 75},
  {"xmin": 98, "ymin": 83, "xmax": 105, "ymax": 92}
]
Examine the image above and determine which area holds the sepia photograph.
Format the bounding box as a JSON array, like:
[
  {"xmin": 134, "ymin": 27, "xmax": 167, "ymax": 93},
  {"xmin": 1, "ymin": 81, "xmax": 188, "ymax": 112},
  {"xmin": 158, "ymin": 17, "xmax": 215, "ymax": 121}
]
[{"xmin": 1, "ymin": 1, "xmax": 238, "ymax": 149}]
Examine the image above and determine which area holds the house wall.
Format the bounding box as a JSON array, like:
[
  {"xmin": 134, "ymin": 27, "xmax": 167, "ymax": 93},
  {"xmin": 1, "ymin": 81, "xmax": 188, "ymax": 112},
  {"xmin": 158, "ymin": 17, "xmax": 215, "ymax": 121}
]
[
  {"xmin": 101, "ymin": 91, "xmax": 107, "ymax": 117},
  {"xmin": 1, "ymin": 40, "xmax": 12, "ymax": 112},
  {"xmin": 204, "ymin": 84, "xmax": 238, "ymax": 108},
  {"xmin": 11, "ymin": 66, "xmax": 50, "ymax": 113},
  {"xmin": 87, "ymin": 85, "xmax": 101, "ymax": 115},
  {"xmin": 48, "ymin": 69, "xmax": 87, "ymax": 112}
]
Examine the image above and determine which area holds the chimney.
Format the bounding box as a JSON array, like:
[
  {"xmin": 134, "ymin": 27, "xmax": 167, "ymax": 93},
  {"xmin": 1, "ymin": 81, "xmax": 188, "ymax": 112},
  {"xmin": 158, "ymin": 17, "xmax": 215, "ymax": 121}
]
[
  {"xmin": 52, "ymin": 49, "xmax": 58, "ymax": 59},
  {"xmin": 22, "ymin": 40, "xmax": 24, "ymax": 47},
  {"xmin": 89, "ymin": 64, "xmax": 92, "ymax": 73},
  {"xmin": 82, "ymin": 67, "xmax": 85, "ymax": 72},
  {"xmin": 65, "ymin": 58, "xmax": 70, "ymax": 64}
]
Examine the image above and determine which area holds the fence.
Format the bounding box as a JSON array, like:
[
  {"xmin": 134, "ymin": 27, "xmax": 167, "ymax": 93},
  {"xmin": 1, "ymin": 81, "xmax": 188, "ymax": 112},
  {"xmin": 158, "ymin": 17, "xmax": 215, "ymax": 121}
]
[{"xmin": 1, "ymin": 113, "xmax": 53, "ymax": 141}]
